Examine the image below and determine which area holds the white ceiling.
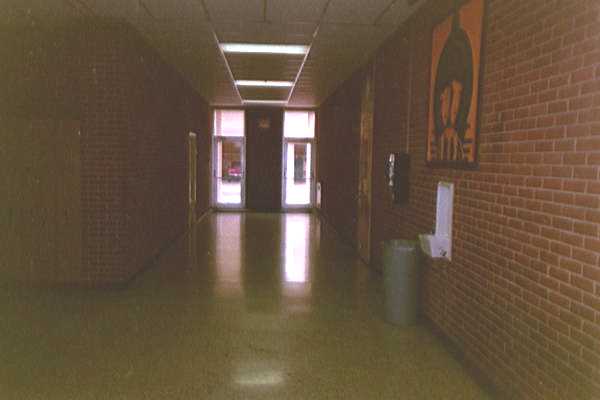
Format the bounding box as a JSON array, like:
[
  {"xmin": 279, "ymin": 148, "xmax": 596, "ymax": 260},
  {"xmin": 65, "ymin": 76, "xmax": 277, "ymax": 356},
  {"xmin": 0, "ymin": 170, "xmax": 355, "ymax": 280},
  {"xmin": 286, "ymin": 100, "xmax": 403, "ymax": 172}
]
[{"xmin": 1, "ymin": 0, "xmax": 425, "ymax": 107}]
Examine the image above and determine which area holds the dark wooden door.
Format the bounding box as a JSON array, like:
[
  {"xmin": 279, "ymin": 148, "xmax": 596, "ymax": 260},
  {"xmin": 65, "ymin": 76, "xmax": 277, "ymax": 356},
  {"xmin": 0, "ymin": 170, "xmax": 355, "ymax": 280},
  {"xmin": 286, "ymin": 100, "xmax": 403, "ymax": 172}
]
[
  {"xmin": 245, "ymin": 108, "xmax": 283, "ymax": 211},
  {"xmin": 357, "ymin": 65, "xmax": 374, "ymax": 263}
]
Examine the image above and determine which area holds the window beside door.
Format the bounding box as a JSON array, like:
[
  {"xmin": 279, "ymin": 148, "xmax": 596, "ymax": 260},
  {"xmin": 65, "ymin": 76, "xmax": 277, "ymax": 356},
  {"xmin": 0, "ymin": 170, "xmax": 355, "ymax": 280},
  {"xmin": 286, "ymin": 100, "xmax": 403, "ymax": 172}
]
[{"xmin": 284, "ymin": 111, "xmax": 315, "ymax": 138}]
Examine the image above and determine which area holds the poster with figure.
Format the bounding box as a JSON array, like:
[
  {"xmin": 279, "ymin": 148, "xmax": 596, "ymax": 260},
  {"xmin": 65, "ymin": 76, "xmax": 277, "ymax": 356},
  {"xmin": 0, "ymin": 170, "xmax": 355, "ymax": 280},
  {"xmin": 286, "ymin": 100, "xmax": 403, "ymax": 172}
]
[{"xmin": 427, "ymin": 0, "xmax": 484, "ymax": 167}]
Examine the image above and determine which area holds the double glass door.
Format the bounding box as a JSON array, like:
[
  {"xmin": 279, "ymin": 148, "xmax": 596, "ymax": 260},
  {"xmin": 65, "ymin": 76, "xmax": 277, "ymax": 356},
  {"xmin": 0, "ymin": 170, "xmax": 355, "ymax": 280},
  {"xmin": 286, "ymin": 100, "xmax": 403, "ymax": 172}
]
[{"xmin": 212, "ymin": 109, "xmax": 315, "ymax": 209}]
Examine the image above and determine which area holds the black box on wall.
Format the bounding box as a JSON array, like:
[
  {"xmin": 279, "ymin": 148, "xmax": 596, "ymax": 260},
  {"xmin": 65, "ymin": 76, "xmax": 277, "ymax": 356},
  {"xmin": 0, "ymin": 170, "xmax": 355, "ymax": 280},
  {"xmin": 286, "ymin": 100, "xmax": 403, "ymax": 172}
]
[{"xmin": 387, "ymin": 152, "xmax": 410, "ymax": 205}]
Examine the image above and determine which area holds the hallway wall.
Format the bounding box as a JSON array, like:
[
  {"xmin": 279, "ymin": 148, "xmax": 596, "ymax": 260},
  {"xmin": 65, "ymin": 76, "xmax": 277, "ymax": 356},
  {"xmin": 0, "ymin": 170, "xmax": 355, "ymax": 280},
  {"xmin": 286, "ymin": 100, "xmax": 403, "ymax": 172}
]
[
  {"xmin": 0, "ymin": 20, "xmax": 211, "ymax": 286},
  {"xmin": 317, "ymin": 0, "xmax": 600, "ymax": 398},
  {"xmin": 112, "ymin": 24, "xmax": 212, "ymax": 283},
  {"xmin": 1, "ymin": 23, "xmax": 86, "ymax": 284},
  {"xmin": 316, "ymin": 69, "xmax": 364, "ymax": 245},
  {"xmin": 1, "ymin": 118, "xmax": 81, "ymax": 284}
]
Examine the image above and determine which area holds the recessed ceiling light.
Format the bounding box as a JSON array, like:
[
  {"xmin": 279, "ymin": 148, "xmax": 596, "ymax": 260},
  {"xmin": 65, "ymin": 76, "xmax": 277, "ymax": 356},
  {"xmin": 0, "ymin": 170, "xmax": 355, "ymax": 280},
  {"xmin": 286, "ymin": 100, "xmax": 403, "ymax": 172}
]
[
  {"xmin": 221, "ymin": 43, "xmax": 309, "ymax": 55},
  {"xmin": 243, "ymin": 100, "xmax": 288, "ymax": 105},
  {"xmin": 236, "ymin": 80, "xmax": 294, "ymax": 88}
]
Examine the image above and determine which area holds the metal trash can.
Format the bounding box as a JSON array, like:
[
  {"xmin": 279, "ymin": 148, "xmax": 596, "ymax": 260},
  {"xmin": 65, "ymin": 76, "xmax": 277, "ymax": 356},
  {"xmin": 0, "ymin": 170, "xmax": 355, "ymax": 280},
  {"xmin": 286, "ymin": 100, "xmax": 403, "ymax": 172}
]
[{"xmin": 382, "ymin": 239, "xmax": 419, "ymax": 326}]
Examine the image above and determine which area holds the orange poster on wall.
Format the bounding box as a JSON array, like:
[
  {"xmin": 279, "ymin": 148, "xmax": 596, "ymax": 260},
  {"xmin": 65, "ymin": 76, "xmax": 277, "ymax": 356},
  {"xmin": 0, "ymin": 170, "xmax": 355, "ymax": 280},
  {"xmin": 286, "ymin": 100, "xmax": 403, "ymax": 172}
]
[{"xmin": 427, "ymin": 0, "xmax": 484, "ymax": 167}]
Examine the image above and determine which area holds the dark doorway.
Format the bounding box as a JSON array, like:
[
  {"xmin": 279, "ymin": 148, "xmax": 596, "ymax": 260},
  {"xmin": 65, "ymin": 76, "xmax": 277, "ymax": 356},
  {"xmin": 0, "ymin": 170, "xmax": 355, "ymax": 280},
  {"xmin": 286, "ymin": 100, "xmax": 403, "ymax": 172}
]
[{"xmin": 245, "ymin": 108, "xmax": 283, "ymax": 211}]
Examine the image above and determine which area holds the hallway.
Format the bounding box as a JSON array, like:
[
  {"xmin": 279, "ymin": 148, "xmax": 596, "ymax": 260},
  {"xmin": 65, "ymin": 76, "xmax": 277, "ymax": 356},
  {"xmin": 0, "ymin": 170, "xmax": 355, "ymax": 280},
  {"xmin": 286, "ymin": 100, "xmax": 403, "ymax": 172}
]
[
  {"xmin": 1, "ymin": 212, "xmax": 489, "ymax": 399},
  {"xmin": 2, "ymin": 0, "xmax": 599, "ymax": 397}
]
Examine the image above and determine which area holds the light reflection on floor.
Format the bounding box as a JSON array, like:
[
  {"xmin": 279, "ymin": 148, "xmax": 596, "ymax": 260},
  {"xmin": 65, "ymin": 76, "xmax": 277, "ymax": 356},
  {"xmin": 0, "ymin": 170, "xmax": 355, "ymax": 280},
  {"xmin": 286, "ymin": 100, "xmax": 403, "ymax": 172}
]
[
  {"xmin": 285, "ymin": 180, "xmax": 311, "ymax": 205},
  {"xmin": 0, "ymin": 212, "xmax": 491, "ymax": 400},
  {"xmin": 214, "ymin": 213, "xmax": 243, "ymax": 297},
  {"xmin": 216, "ymin": 181, "xmax": 242, "ymax": 204},
  {"xmin": 283, "ymin": 214, "xmax": 309, "ymax": 283}
]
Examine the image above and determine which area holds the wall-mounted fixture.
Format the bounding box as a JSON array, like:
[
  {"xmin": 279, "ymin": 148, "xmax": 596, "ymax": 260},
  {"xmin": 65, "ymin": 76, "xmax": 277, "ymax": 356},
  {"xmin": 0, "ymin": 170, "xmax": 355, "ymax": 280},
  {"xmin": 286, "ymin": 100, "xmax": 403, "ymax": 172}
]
[
  {"xmin": 236, "ymin": 80, "xmax": 294, "ymax": 88},
  {"xmin": 220, "ymin": 43, "xmax": 309, "ymax": 55},
  {"xmin": 218, "ymin": 42, "xmax": 310, "ymax": 105},
  {"xmin": 316, "ymin": 182, "xmax": 322, "ymax": 209},
  {"xmin": 242, "ymin": 100, "xmax": 289, "ymax": 106},
  {"xmin": 385, "ymin": 152, "xmax": 410, "ymax": 205},
  {"xmin": 419, "ymin": 182, "xmax": 454, "ymax": 260}
]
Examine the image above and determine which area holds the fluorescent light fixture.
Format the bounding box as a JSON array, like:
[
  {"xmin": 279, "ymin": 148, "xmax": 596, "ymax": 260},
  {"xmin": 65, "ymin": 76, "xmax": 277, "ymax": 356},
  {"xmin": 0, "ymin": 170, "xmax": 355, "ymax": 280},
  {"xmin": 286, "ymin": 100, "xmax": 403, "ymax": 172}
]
[
  {"xmin": 235, "ymin": 371, "xmax": 284, "ymax": 386},
  {"xmin": 236, "ymin": 80, "xmax": 294, "ymax": 88},
  {"xmin": 243, "ymin": 100, "xmax": 288, "ymax": 105},
  {"xmin": 221, "ymin": 43, "xmax": 309, "ymax": 55},
  {"xmin": 235, "ymin": 364, "xmax": 284, "ymax": 387}
]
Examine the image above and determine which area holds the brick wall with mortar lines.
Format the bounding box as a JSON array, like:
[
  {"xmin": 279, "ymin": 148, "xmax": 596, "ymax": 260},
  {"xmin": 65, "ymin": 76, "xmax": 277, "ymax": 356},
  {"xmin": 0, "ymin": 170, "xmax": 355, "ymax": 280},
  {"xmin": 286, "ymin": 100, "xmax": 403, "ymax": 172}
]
[
  {"xmin": 79, "ymin": 21, "xmax": 211, "ymax": 284},
  {"xmin": 2, "ymin": 20, "xmax": 211, "ymax": 285},
  {"xmin": 1, "ymin": 24, "xmax": 82, "ymax": 284},
  {"xmin": 371, "ymin": 26, "xmax": 412, "ymax": 269},
  {"xmin": 79, "ymin": 24, "xmax": 130, "ymax": 284},
  {"xmin": 318, "ymin": 0, "xmax": 600, "ymax": 398},
  {"xmin": 194, "ymin": 98, "xmax": 212, "ymax": 218},
  {"xmin": 122, "ymin": 29, "xmax": 211, "ymax": 281}
]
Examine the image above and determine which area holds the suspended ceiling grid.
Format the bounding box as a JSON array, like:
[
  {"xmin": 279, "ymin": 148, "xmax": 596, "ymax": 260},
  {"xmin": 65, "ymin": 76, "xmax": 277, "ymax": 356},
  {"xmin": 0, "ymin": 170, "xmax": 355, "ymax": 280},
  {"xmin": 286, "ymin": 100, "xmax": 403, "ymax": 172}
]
[{"xmin": 1, "ymin": 0, "xmax": 425, "ymax": 107}]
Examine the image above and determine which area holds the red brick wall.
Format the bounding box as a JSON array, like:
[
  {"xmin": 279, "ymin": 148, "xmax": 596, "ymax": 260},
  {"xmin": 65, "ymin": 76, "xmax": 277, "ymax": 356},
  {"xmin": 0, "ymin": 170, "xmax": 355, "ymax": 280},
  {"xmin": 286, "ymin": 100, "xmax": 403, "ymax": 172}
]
[
  {"xmin": 318, "ymin": 0, "xmax": 600, "ymax": 398},
  {"xmin": 78, "ymin": 23, "xmax": 131, "ymax": 284},
  {"xmin": 121, "ymin": 27, "xmax": 211, "ymax": 282},
  {"xmin": 371, "ymin": 26, "xmax": 412, "ymax": 266},
  {"xmin": 79, "ymin": 22, "xmax": 211, "ymax": 284},
  {"xmin": 195, "ymin": 106, "xmax": 212, "ymax": 217},
  {"xmin": 2, "ymin": 20, "xmax": 211, "ymax": 285},
  {"xmin": 1, "ymin": 25, "xmax": 82, "ymax": 285}
]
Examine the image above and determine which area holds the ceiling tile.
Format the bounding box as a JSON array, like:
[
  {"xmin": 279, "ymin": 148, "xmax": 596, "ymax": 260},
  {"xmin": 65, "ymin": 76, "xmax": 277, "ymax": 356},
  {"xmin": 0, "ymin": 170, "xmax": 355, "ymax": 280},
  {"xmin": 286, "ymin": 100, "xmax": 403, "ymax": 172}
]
[
  {"xmin": 138, "ymin": 18, "xmax": 240, "ymax": 105},
  {"xmin": 266, "ymin": 0, "xmax": 328, "ymax": 23},
  {"xmin": 323, "ymin": 0, "xmax": 395, "ymax": 25},
  {"xmin": 238, "ymin": 86, "xmax": 290, "ymax": 101},
  {"xmin": 289, "ymin": 23, "xmax": 392, "ymax": 106},
  {"xmin": 3, "ymin": 0, "xmax": 422, "ymax": 107},
  {"xmin": 1, "ymin": 0, "xmax": 83, "ymax": 26},
  {"xmin": 225, "ymin": 53, "xmax": 304, "ymax": 81},
  {"xmin": 139, "ymin": 0, "xmax": 206, "ymax": 21},
  {"xmin": 204, "ymin": 0, "xmax": 264, "ymax": 22},
  {"xmin": 214, "ymin": 21, "xmax": 315, "ymax": 45},
  {"xmin": 81, "ymin": 0, "xmax": 137, "ymax": 19},
  {"xmin": 376, "ymin": 0, "xmax": 424, "ymax": 25}
]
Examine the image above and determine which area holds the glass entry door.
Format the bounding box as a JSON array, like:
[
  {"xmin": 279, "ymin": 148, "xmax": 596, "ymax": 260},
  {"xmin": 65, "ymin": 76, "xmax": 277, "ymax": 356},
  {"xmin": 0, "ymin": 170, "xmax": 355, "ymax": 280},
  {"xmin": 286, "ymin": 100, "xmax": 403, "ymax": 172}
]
[
  {"xmin": 213, "ymin": 109, "xmax": 245, "ymax": 208},
  {"xmin": 215, "ymin": 138, "xmax": 244, "ymax": 206},
  {"xmin": 283, "ymin": 141, "xmax": 312, "ymax": 207},
  {"xmin": 282, "ymin": 111, "xmax": 315, "ymax": 208}
]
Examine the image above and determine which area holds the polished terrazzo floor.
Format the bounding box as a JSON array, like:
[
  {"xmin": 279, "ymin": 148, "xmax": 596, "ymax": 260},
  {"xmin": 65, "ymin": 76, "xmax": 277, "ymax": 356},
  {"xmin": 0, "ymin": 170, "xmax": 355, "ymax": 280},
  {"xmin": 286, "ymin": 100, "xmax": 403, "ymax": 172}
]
[{"xmin": 1, "ymin": 212, "xmax": 491, "ymax": 399}]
